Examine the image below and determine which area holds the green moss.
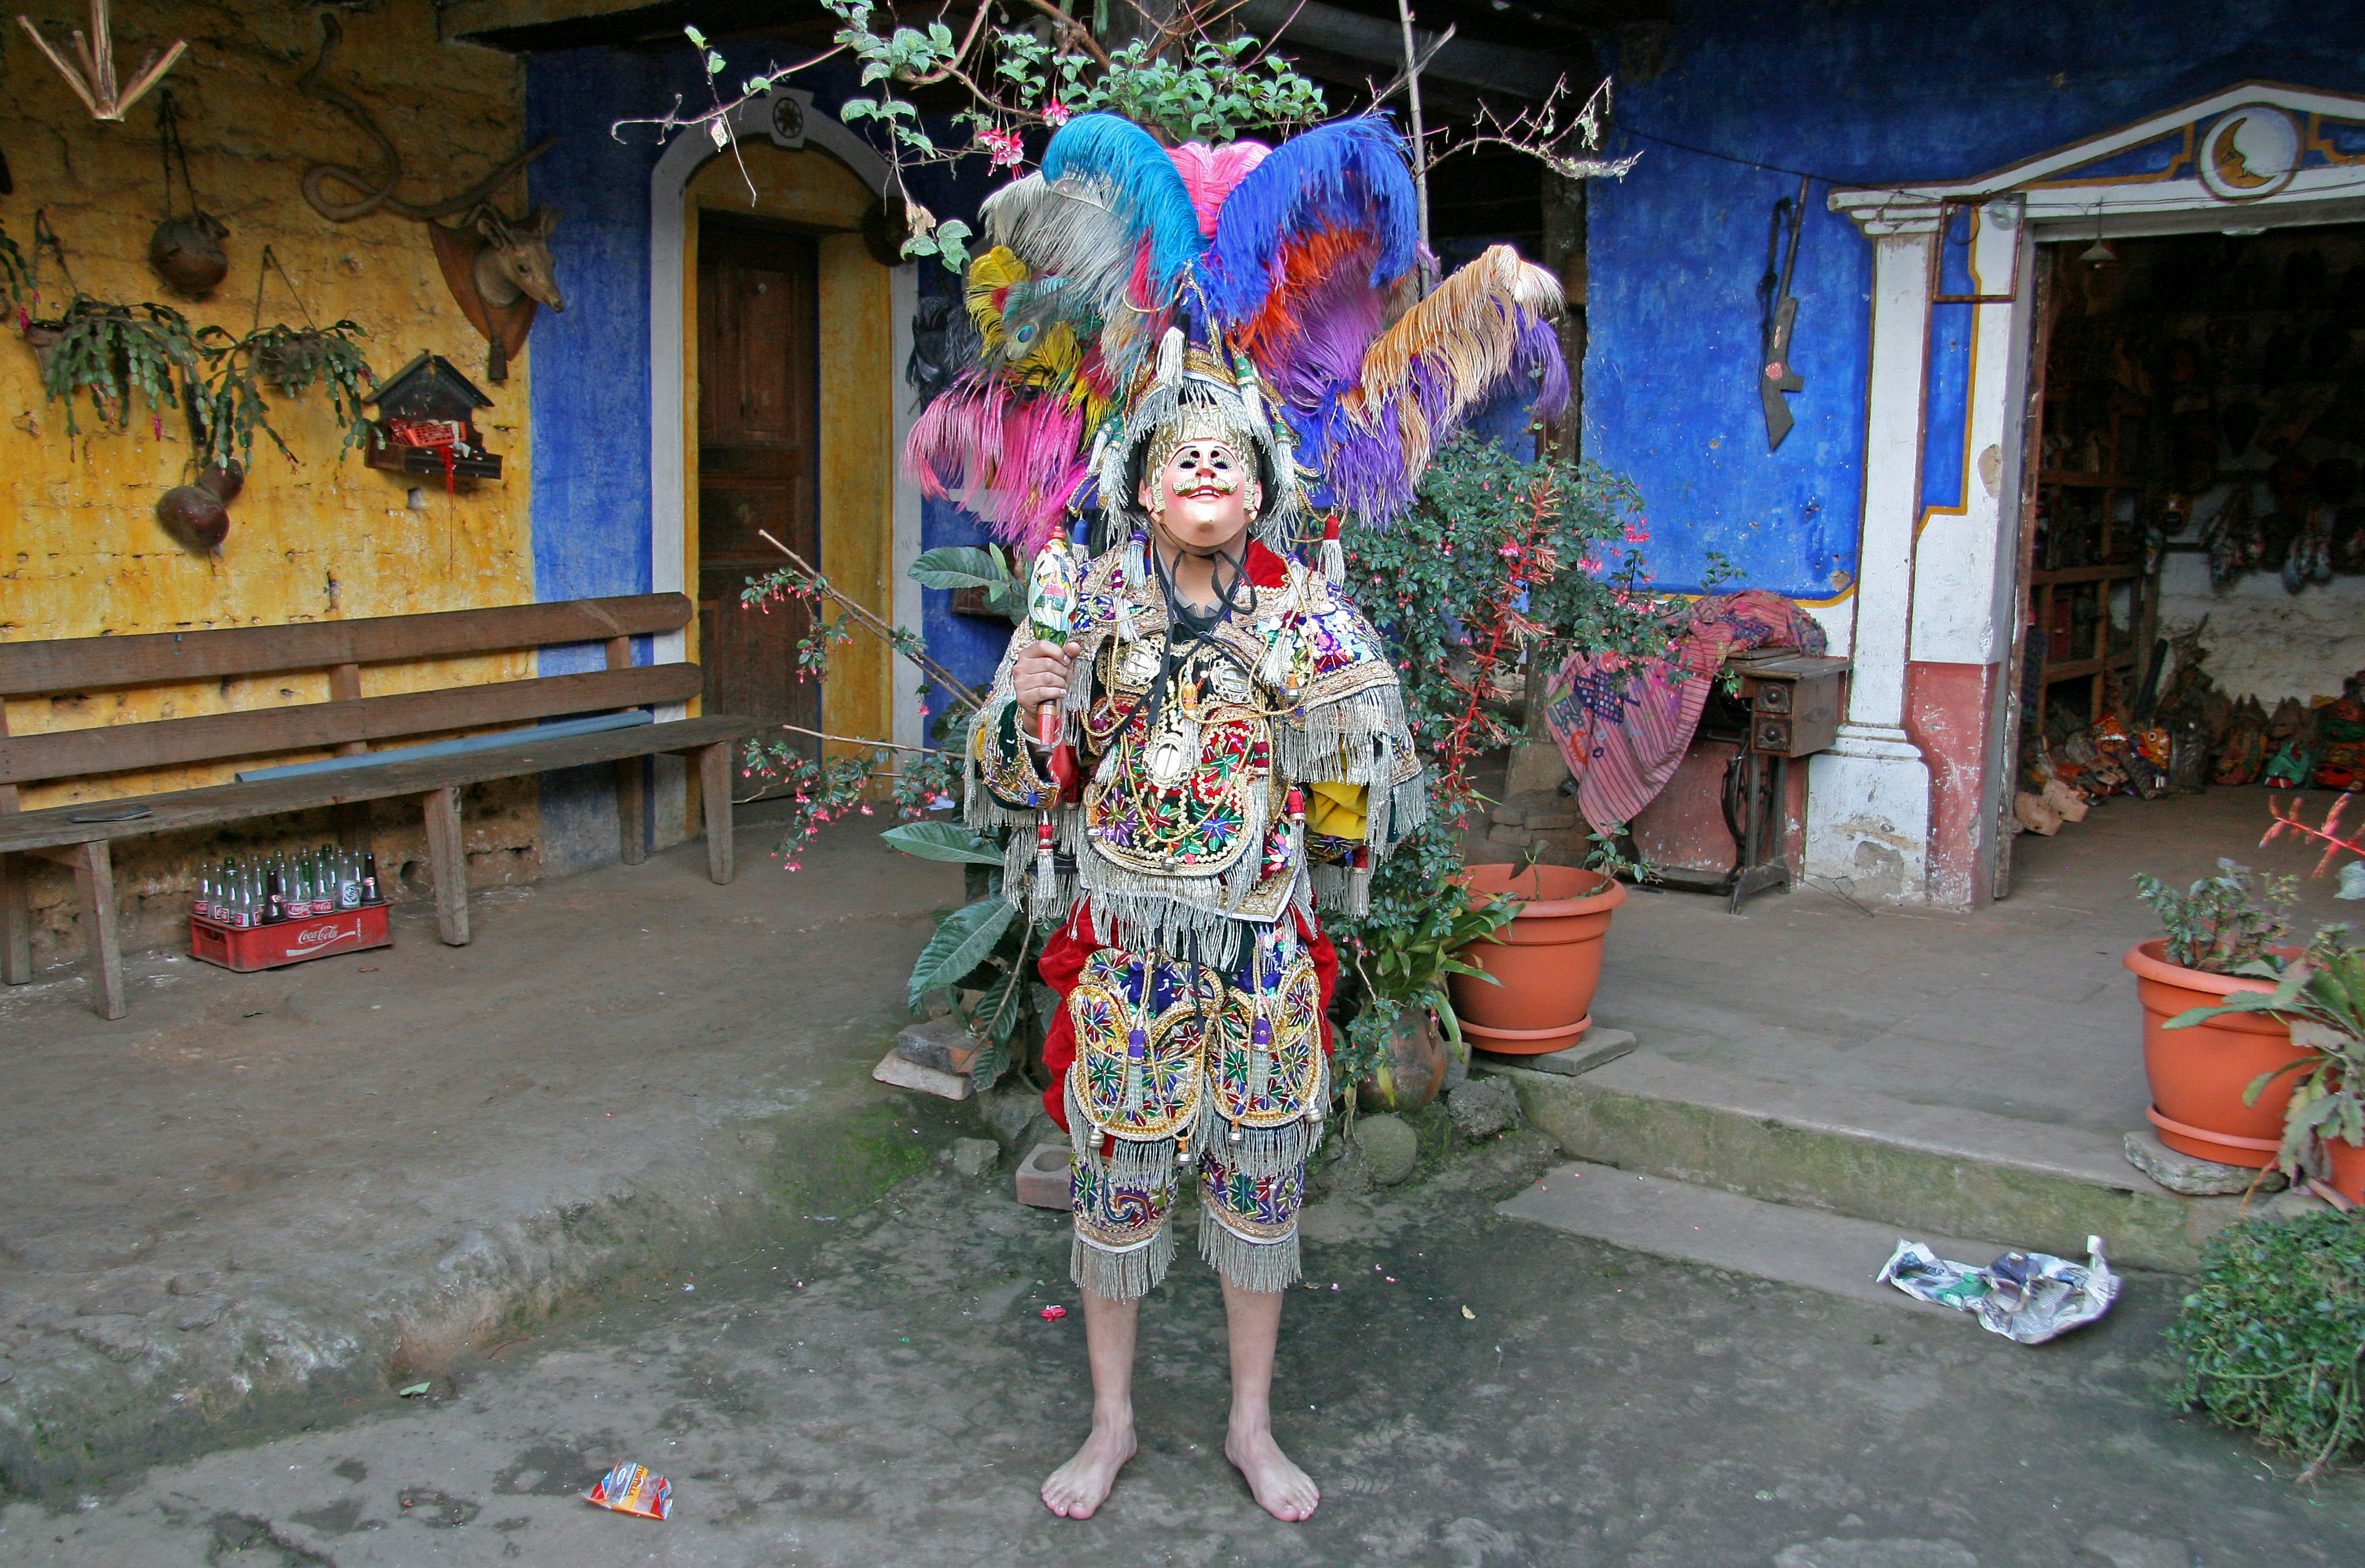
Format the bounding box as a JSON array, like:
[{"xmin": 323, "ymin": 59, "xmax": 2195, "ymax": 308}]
[{"xmin": 2169, "ymin": 1210, "xmax": 2365, "ymax": 1477}]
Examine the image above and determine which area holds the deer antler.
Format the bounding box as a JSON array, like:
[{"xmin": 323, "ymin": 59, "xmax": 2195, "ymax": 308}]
[
  {"xmin": 16, "ymin": 1, "xmax": 187, "ymax": 122},
  {"xmin": 296, "ymin": 15, "xmax": 554, "ymax": 224}
]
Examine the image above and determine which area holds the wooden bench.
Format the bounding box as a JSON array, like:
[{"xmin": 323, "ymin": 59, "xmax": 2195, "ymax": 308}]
[{"xmin": 0, "ymin": 593, "xmax": 759, "ymax": 1018}]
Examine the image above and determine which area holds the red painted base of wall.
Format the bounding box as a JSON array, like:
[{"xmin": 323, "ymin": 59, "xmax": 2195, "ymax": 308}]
[{"xmin": 1904, "ymin": 660, "xmax": 1999, "ymax": 908}]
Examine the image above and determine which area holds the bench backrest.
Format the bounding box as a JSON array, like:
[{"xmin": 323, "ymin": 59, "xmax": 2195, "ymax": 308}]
[{"xmin": 0, "ymin": 594, "xmax": 699, "ymax": 793}]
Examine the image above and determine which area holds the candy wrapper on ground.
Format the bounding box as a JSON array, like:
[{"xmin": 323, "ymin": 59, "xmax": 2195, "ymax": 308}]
[
  {"xmin": 1876, "ymin": 1235, "xmax": 2121, "ymax": 1344},
  {"xmin": 586, "ymin": 1461, "xmax": 672, "ymax": 1521}
]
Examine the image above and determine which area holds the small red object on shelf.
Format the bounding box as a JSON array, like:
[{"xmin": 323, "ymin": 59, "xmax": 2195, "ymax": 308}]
[{"xmin": 190, "ymin": 905, "xmax": 391, "ymax": 973}]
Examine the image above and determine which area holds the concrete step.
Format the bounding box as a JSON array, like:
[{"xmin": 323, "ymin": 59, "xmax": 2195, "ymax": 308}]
[
  {"xmin": 1498, "ymin": 1160, "xmax": 1994, "ymax": 1317},
  {"xmin": 1478, "ymin": 1048, "xmax": 2250, "ymax": 1272}
]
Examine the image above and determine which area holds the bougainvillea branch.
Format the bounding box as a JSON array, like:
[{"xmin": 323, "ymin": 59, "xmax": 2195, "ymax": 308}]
[{"xmin": 2262, "ymin": 792, "xmax": 2365, "ymax": 888}]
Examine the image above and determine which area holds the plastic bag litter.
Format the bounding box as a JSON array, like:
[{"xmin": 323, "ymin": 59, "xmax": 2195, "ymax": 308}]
[
  {"xmin": 585, "ymin": 1461, "xmax": 673, "ymax": 1521},
  {"xmin": 1875, "ymin": 1234, "xmax": 2120, "ymax": 1344}
]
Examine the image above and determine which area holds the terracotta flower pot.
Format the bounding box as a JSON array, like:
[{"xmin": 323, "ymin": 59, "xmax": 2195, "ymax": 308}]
[
  {"xmin": 1449, "ymin": 863, "xmax": 1625, "ymax": 1056},
  {"xmin": 2124, "ymin": 939, "xmax": 2306, "ymax": 1169},
  {"xmin": 1359, "ymin": 1007, "xmax": 1448, "ymax": 1112}
]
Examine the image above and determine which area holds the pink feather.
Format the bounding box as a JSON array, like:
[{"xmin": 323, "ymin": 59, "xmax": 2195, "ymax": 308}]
[
  {"xmin": 903, "ymin": 379, "xmax": 1087, "ymax": 556},
  {"xmin": 1168, "ymin": 140, "xmax": 1271, "ymax": 236}
]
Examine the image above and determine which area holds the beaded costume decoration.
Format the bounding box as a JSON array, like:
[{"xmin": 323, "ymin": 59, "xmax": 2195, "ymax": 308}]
[{"xmin": 907, "ymin": 110, "xmax": 1568, "ymax": 1299}]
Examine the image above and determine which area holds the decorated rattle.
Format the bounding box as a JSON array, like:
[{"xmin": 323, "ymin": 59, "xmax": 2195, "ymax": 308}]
[{"xmin": 1025, "ymin": 538, "xmax": 1080, "ymax": 915}]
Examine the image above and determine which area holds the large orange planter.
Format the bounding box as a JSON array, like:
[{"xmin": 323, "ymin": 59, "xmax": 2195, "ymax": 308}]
[
  {"xmin": 2326, "ymin": 1139, "xmax": 2365, "ymax": 1205},
  {"xmin": 2124, "ymin": 939, "xmax": 2306, "ymax": 1169},
  {"xmin": 1449, "ymin": 864, "xmax": 1625, "ymax": 1055}
]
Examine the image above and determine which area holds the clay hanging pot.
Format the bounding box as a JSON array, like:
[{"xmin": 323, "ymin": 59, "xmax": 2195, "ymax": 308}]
[
  {"xmin": 156, "ymin": 482, "xmax": 228, "ymax": 552},
  {"xmin": 1448, "ymin": 863, "xmax": 1626, "ymax": 1055},
  {"xmin": 2123, "ymin": 939, "xmax": 2306, "ymax": 1168},
  {"xmin": 1359, "ymin": 1008, "xmax": 1449, "ymax": 1112},
  {"xmin": 148, "ymin": 212, "xmax": 229, "ymax": 297}
]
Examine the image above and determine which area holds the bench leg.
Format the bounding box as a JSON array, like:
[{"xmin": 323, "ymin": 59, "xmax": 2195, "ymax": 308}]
[
  {"xmin": 422, "ymin": 785, "xmax": 471, "ymax": 947},
  {"xmin": 1, "ymin": 852, "xmax": 29, "ymax": 986},
  {"xmin": 698, "ymin": 743, "xmax": 734, "ymax": 885},
  {"xmin": 67, "ymin": 842, "xmax": 124, "ymax": 1020},
  {"xmin": 615, "ymin": 757, "xmax": 647, "ymax": 866}
]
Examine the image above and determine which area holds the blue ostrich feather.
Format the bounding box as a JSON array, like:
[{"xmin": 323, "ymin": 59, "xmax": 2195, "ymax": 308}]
[
  {"xmin": 1041, "ymin": 113, "xmax": 1205, "ymax": 292},
  {"xmin": 1200, "ymin": 118, "xmax": 1418, "ymax": 329}
]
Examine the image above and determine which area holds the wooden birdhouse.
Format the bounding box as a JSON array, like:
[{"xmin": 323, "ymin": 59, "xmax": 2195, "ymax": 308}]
[{"xmin": 363, "ymin": 352, "xmax": 503, "ymax": 480}]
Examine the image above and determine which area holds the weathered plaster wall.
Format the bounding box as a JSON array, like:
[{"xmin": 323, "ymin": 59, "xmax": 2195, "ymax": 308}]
[{"xmin": 1, "ymin": 0, "xmax": 543, "ymax": 958}]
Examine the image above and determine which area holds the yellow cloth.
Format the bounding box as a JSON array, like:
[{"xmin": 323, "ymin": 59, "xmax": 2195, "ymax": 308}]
[{"xmin": 1308, "ymin": 782, "xmax": 1368, "ymax": 841}]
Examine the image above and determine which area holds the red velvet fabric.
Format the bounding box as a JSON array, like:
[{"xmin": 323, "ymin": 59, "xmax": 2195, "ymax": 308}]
[{"xmin": 1036, "ymin": 908, "xmax": 1340, "ymax": 1132}]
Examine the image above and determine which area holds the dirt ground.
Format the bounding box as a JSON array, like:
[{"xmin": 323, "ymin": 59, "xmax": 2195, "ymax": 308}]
[{"xmin": 2, "ymin": 1122, "xmax": 2357, "ymax": 1567}]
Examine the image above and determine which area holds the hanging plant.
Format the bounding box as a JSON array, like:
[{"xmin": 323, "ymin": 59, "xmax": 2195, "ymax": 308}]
[
  {"xmin": 187, "ymin": 325, "xmax": 294, "ymax": 474},
  {"xmin": 36, "ymin": 294, "xmax": 201, "ymax": 437},
  {"xmin": 243, "ymin": 320, "xmax": 374, "ymax": 454}
]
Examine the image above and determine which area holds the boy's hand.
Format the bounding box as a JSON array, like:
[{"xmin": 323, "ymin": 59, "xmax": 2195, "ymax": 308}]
[{"xmin": 1014, "ymin": 639, "xmax": 1080, "ymax": 711}]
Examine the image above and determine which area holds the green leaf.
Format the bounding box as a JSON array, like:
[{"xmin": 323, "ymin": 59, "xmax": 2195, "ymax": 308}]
[
  {"xmin": 909, "ymin": 545, "xmax": 1009, "ymax": 591},
  {"xmin": 397, "ymin": 1381, "xmax": 432, "ymax": 1398},
  {"xmin": 881, "ymin": 821, "xmax": 1006, "ymax": 865},
  {"xmin": 908, "ymin": 898, "xmax": 1017, "ymax": 1004}
]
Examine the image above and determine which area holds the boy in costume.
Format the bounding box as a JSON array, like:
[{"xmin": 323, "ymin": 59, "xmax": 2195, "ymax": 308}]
[{"xmin": 907, "ymin": 112, "xmax": 1566, "ymax": 1522}]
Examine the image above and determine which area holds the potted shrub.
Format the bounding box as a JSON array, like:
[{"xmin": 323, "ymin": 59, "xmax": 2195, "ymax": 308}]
[
  {"xmin": 2162, "ymin": 939, "xmax": 2365, "ymax": 1201},
  {"xmin": 1331, "ymin": 438, "xmax": 1668, "ymax": 1068},
  {"xmin": 2125, "ymin": 861, "xmax": 2311, "ymax": 1168},
  {"xmin": 1346, "ymin": 879, "xmax": 1516, "ymax": 1110}
]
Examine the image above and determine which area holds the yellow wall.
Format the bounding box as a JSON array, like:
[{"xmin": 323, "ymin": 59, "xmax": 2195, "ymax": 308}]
[
  {"xmin": 685, "ymin": 143, "xmax": 894, "ymax": 772},
  {"xmin": 1, "ymin": 1, "xmax": 541, "ymax": 948}
]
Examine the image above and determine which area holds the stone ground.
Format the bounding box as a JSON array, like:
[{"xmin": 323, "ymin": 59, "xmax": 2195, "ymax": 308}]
[
  {"xmin": 0, "ymin": 806, "xmax": 964, "ymax": 1496},
  {"xmin": 1, "ymin": 1130, "xmax": 2358, "ymax": 1567},
  {"xmin": 1582, "ymin": 785, "xmax": 2361, "ymax": 1138}
]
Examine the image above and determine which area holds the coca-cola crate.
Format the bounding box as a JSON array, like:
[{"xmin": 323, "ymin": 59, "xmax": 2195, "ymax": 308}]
[{"xmin": 190, "ymin": 905, "xmax": 392, "ymax": 973}]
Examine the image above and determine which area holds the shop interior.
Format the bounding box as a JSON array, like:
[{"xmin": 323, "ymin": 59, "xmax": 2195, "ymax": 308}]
[{"xmin": 2010, "ymin": 222, "xmax": 2365, "ymax": 873}]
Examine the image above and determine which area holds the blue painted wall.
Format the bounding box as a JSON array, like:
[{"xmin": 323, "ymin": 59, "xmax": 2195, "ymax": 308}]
[
  {"xmin": 517, "ymin": 43, "xmax": 995, "ymax": 860},
  {"xmin": 1588, "ymin": 0, "xmax": 2365, "ymax": 599}
]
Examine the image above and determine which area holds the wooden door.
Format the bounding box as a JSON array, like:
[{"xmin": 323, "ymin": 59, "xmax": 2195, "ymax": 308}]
[{"xmin": 697, "ymin": 219, "xmax": 819, "ymax": 767}]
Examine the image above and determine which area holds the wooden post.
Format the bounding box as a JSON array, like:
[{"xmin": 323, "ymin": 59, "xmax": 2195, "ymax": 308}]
[
  {"xmin": 607, "ymin": 636, "xmax": 646, "ymax": 865},
  {"xmin": 0, "ymin": 701, "xmax": 26, "ymax": 985},
  {"xmin": 0, "ymin": 851, "xmax": 26, "ymax": 986},
  {"xmin": 698, "ymin": 742, "xmax": 734, "ymax": 885},
  {"xmin": 29, "ymin": 841, "xmax": 122, "ymax": 1019},
  {"xmin": 421, "ymin": 785, "xmax": 471, "ymax": 945},
  {"xmin": 328, "ymin": 661, "xmax": 371, "ymax": 855}
]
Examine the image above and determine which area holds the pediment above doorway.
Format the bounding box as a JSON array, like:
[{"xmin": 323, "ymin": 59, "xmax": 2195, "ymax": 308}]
[{"xmin": 1830, "ymin": 80, "xmax": 2365, "ymax": 238}]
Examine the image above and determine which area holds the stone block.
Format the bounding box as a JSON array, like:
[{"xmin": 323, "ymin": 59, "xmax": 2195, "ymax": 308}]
[
  {"xmin": 1449, "ymin": 1078, "xmax": 1522, "ymax": 1139},
  {"xmin": 1488, "ymin": 802, "xmax": 1524, "ymax": 827},
  {"xmin": 1486, "ymin": 825, "xmax": 1531, "ymax": 847},
  {"xmin": 1355, "ymin": 1113, "xmax": 1418, "ymax": 1186},
  {"xmin": 972, "ymin": 1083, "xmax": 1039, "ymax": 1150},
  {"xmin": 872, "ymin": 1048, "xmax": 971, "ymax": 1101},
  {"xmin": 895, "ymin": 1014, "xmax": 979, "ymax": 1076},
  {"xmin": 1478, "ymin": 1027, "xmax": 1637, "ymax": 1078},
  {"xmin": 1522, "ymin": 808, "xmax": 1579, "ymax": 831},
  {"xmin": 1016, "ymin": 1143, "xmax": 1072, "ymax": 1210},
  {"xmin": 950, "ymin": 1137, "xmax": 1000, "ymax": 1177},
  {"xmin": 1505, "ymin": 740, "xmax": 1571, "ymax": 797},
  {"xmin": 2122, "ymin": 1128, "xmax": 2284, "ymax": 1197}
]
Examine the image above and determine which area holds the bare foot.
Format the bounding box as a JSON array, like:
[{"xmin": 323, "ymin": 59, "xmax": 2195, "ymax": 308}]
[
  {"xmin": 1227, "ymin": 1426, "xmax": 1319, "ymax": 1522},
  {"xmin": 1041, "ymin": 1421, "xmax": 1136, "ymax": 1519}
]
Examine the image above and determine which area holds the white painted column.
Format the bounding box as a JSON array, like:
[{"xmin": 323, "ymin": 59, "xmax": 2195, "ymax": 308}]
[{"xmin": 1805, "ymin": 209, "xmax": 1938, "ymax": 902}]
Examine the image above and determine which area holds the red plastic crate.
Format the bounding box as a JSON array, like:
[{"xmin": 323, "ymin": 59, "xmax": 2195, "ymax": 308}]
[{"xmin": 190, "ymin": 905, "xmax": 392, "ymax": 972}]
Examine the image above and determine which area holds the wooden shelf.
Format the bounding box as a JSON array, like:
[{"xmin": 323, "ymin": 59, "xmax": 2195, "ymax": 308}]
[
  {"xmin": 2031, "ymin": 564, "xmax": 2145, "ymax": 584},
  {"xmin": 2040, "ymin": 471, "xmax": 2143, "ymax": 488}
]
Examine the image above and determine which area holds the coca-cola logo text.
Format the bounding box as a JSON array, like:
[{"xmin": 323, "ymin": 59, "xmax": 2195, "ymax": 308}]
[{"xmin": 291, "ymin": 923, "xmax": 350, "ymax": 949}]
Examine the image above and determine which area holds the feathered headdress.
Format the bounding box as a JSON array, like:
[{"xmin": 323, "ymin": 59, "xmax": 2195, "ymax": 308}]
[{"xmin": 904, "ymin": 113, "xmax": 1567, "ymax": 569}]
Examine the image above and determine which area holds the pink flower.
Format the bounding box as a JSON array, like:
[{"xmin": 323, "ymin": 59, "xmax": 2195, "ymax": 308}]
[
  {"xmin": 1042, "ymin": 102, "xmax": 1072, "ymax": 127},
  {"xmin": 1623, "ymin": 524, "xmax": 1651, "ymax": 543},
  {"xmin": 976, "ymin": 126, "xmax": 1026, "ymax": 172},
  {"xmin": 1500, "ymin": 543, "xmax": 1522, "ymax": 558},
  {"xmin": 1040, "ymin": 1303, "xmax": 1068, "ymax": 1320}
]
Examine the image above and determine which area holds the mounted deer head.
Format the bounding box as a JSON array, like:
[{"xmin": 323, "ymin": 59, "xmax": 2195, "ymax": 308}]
[{"xmin": 472, "ymin": 204, "xmax": 565, "ymax": 313}]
